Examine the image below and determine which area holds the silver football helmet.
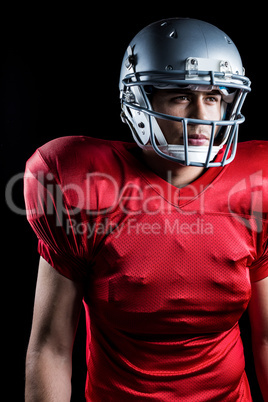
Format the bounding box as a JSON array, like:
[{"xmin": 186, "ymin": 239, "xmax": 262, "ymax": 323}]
[{"xmin": 119, "ymin": 18, "xmax": 251, "ymax": 167}]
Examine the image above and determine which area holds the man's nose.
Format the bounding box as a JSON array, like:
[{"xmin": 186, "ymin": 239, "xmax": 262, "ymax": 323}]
[{"xmin": 188, "ymin": 98, "xmax": 207, "ymax": 121}]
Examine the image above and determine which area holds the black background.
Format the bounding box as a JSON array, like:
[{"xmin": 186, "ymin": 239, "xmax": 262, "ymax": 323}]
[{"xmin": 2, "ymin": 5, "xmax": 265, "ymax": 401}]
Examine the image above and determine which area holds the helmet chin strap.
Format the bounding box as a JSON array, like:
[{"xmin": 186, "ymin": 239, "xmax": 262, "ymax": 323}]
[
  {"xmin": 157, "ymin": 144, "xmax": 222, "ymax": 164},
  {"xmin": 149, "ymin": 116, "xmax": 227, "ymax": 164}
]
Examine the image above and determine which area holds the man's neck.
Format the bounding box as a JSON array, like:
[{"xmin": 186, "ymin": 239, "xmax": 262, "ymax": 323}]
[{"xmin": 141, "ymin": 149, "xmax": 206, "ymax": 188}]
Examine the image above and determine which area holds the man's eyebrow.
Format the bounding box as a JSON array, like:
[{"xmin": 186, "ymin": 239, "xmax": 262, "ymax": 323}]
[
  {"xmin": 164, "ymin": 89, "xmax": 221, "ymax": 94},
  {"xmin": 204, "ymin": 90, "xmax": 222, "ymax": 95}
]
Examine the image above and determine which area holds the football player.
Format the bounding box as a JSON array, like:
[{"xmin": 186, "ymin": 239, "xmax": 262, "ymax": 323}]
[{"xmin": 25, "ymin": 19, "xmax": 268, "ymax": 401}]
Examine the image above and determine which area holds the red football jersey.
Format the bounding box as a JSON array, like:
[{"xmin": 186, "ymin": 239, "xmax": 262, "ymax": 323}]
[{"xmin": 24, "ymin": 136, "xmax": 268, "ymax": 401}]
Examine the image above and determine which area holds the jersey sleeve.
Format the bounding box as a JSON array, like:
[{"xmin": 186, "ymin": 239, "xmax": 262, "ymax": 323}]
[
  {"xmin": 24, "ymin": 149, "xmax": 89, "ymax": 282},
  {"xmin": 249, "ymin": 223, "xmax": 268, "ymax": 282},
  {"xmin": 249, "ymin": 253, "xmax": 268, "ymax": 282}
]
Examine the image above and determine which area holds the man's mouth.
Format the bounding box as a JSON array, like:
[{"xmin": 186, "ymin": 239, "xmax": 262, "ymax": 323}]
[{"xmin": 187, "ymin": 134, "xmax": 210, "ymax": 146}]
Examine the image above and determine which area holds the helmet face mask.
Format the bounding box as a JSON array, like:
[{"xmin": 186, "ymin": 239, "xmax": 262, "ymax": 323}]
[{"xmin": 119, "ymin": 18, "xmax": 251, "ymax": 167}]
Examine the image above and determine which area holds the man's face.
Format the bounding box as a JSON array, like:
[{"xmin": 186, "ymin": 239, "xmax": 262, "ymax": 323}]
[{"xmin": 151, "ymin": 88, "xmax": 223, "ymax": 146}]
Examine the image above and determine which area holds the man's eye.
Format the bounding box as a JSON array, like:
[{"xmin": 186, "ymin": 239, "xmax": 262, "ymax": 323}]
[
  {"xmin": 206, "ymin": 96, "xmax": 220, "ymax": 102},
  {"xmin": 173, "ymin": 95, "xmax": 189, "ymax": 102}
]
